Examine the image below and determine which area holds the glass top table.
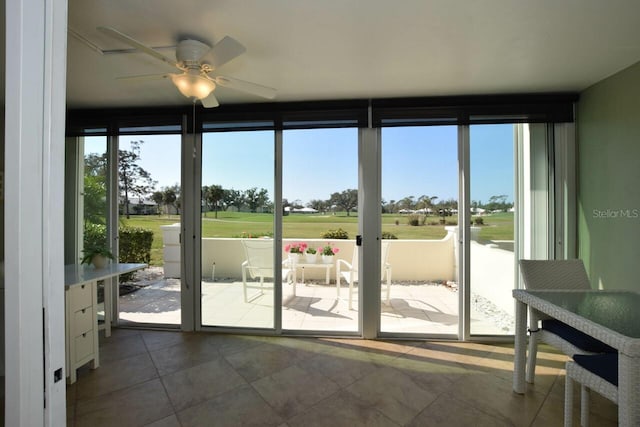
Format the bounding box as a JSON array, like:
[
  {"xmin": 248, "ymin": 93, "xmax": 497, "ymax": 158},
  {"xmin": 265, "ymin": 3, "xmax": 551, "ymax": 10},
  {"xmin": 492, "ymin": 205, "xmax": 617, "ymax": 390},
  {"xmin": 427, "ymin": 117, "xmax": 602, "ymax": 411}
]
[
  {"xmin": 519, "ymin": 290, "xmax": 640, "ymax": 338},
  {"xmin": 512, "ymin": 289, "xmax": 640, "ymax": 426}
]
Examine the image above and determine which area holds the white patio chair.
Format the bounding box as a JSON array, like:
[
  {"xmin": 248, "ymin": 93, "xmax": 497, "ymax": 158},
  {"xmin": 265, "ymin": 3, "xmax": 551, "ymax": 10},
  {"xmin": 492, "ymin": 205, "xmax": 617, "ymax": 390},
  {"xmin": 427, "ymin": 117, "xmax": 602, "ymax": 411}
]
[
  {"xmin": 336, "ymin": 241, "xmax": 392, "ymax": 310},
  {"xmin": 519, "ymin": 259, "xmax": 615, "ymax": 384},
  {"xmin": 564, "ymin": 353, "xmax": 618, "ymax": 427},
  {"xmin": 241, "ymin": 239, "xmax": 294, "ymax": 302}
]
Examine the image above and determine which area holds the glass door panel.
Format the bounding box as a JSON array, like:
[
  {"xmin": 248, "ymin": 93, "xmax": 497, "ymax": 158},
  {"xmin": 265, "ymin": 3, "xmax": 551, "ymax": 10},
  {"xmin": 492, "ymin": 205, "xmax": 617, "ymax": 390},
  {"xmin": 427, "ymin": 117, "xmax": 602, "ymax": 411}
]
[
  {"xmin": 380, "ymin": 126, "xmax": 459, "ymax": 335},
  {"xmin": 117, "ymin": 135, "xmax": 182, "ymax": 326},
  {"xmin": 82, "ymin": 136, "xmax": 110, "ymax": 326},
  {"xmin": 469, "ymin": 124, "xmax": 516, "ymax": 335},
  {"xmin": 200, "ymin": 131, "xmax": 275, "ymax": 329},
  {"xmin": 282, "ymin": 128, "xmax": 358, "ymax": 332}
]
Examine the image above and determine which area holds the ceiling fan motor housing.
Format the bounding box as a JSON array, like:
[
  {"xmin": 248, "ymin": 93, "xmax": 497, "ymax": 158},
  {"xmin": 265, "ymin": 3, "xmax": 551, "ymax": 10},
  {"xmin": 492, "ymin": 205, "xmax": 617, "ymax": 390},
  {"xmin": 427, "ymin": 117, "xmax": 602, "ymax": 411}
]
[{"xmin": 176, "ymin": 39, "xmax": 211, "ymax": 65}]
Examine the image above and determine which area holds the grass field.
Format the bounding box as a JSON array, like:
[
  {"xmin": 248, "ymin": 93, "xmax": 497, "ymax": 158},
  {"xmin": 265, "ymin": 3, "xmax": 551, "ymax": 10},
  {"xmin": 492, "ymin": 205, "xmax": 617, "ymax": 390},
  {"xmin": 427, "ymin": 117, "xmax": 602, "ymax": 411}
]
[{"xmin": 120, "ymin": 212, "xmax": 514, "ymax": 266}]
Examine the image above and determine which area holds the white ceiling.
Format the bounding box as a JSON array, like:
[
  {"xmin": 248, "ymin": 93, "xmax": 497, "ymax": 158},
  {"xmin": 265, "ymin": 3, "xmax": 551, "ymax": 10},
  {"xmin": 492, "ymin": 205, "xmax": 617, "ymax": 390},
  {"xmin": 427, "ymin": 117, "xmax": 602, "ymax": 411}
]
[{"xmin": 66, "ymin": 0, "xmax": 640, "ymax": 109}]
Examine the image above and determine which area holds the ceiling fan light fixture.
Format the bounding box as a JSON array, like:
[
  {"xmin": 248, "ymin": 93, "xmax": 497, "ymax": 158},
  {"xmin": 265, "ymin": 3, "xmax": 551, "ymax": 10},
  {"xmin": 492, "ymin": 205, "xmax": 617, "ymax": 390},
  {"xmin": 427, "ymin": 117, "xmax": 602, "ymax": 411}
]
[{"xmin": 170, "ymin": 73, "xmax": 216, "ymax": 100}]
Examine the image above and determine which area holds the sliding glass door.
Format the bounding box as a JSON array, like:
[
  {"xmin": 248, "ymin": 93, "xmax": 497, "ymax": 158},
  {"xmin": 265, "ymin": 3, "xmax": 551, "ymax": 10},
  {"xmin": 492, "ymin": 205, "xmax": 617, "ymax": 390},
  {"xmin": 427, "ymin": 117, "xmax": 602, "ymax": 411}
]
[
  {"xmin": 117, "ymin": 135, "xmax": 182, "ymax": 327},
  {"xmin": 282, "ymin": 128, "xmax": 359, "ymax": 333},
  {"xmin": 379, "ymin": 126, "xmax": 459, "ymax": 336},
  {"xmin": 200, "ymin": 130, "xmax": 275, "ymax": 329},
  {"xmin": 469, "ymin": 124, "xmax": 517, "ymax": 336},
  {"xmin": 192, "ymin": 121, "xmax": 549, "ymax": 338}
]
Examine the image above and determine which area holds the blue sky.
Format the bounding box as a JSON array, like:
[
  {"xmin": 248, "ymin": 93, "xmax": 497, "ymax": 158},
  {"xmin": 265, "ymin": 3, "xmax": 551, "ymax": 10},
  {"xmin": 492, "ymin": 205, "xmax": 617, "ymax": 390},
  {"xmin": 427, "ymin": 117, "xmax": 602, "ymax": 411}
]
[{"xmin": 87, "ymin": 124, "xmax": 514, "ymax": 205}]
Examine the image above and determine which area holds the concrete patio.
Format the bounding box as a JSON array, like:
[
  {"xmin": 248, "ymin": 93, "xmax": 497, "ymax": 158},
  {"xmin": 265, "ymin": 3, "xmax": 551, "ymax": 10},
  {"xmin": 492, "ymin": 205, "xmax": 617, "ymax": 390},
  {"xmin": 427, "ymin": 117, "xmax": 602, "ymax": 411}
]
[{"xmin": 114, "ymin": 267, "xmax": 514, "ymax": 335}]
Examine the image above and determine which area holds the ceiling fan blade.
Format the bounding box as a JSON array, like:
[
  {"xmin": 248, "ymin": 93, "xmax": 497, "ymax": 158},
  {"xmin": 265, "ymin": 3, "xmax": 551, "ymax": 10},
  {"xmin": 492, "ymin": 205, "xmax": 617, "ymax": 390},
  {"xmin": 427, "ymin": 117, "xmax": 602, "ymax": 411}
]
[
  {"xmin": 213, "ymin": 75, "xmax": 276, "ymax": 99},
  {"xmin": 116, "ymin": 73, "xmax": 170, "ymax": 82},
  {"xmin": 98, "ymin": 26, "xmax": 177, "ymax": 68},
  {"xmin": 208, "ymin": 36, "xmax": 246, "ymax": 69},
  {"xmin": 68, "ymin": 28, "xmax": 104, "ymax": 55},
  {"xmin": 201, "ymin": 92, "xmax": 220, "ymax": 108}
]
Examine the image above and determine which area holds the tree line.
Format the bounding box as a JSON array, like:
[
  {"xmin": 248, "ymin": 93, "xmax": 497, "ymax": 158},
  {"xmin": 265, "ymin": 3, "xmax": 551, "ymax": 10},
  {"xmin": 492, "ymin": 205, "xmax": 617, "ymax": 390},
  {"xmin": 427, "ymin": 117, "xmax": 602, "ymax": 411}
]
[{"xmin": 85, "ymin": 140, "xmax": 512, "ymax": 223}]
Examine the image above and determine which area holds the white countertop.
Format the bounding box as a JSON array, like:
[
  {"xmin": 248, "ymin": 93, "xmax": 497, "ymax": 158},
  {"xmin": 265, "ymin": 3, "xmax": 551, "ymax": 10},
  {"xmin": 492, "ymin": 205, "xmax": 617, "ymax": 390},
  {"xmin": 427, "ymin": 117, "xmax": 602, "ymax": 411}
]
[{"xmin": 64, "ymin": 263, "xmax": 148, "ymax": 289}]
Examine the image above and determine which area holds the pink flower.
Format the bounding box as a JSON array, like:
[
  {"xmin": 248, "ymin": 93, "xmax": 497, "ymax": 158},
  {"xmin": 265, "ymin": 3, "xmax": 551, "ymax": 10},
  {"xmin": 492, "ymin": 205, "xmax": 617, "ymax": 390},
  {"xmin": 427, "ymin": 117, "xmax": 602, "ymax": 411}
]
[
  {"xmin": 321, "ymin": 243, "xmax": 338, "ymax": 256},
  {"xmin": 285, "ymin": 244, "xmax": 291, "ymax": 252}
]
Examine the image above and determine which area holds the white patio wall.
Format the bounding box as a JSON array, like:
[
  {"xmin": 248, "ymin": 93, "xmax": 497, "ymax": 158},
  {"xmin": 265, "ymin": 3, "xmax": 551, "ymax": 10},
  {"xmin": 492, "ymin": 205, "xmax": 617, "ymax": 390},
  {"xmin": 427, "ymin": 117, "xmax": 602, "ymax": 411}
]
[
  {"xmin": 199, "ymin": 232, "xmax": 457, "ymax": 282},
  {"xmin": 161, "ymin": 226, "xmax": 514, "ymax": 317}
]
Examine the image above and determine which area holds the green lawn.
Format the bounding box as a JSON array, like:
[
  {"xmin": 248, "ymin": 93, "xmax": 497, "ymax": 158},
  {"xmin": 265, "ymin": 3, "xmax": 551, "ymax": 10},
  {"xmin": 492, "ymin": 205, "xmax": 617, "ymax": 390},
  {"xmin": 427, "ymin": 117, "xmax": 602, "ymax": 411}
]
[{"xmin": 121, "ymin": 211, "xmax": 514, "ymax": 265}]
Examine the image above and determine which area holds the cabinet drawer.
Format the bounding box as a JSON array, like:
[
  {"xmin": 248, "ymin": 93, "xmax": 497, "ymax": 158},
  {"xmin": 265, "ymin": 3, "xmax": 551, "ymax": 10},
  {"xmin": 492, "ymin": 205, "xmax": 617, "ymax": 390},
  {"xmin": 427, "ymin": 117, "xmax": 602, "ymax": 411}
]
[
  {"xmin": 69, "ymin": 283, "xmax": 92, "ymax": 311},
  {"xmin": 75, "ymin": 331, "xmax": 94, "ymax": 362},
  {"xmin": 73, "ymin": 307, "xmax": 94, "ymax": 336}
]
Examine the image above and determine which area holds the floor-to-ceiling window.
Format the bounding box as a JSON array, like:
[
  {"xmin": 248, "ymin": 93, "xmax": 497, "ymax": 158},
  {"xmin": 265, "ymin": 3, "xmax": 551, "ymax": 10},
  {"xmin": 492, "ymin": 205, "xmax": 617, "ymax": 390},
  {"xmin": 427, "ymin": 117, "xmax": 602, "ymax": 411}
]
[
  {"xmin": 282, "ymin": 128, "xmax": 359, "ymax": 333},
  {"xmin": 469, "ymin": 124, "xmax": 517, "ymax": 336},
  {"xmin": 66, "ymin": 96, "xmax": 574, "ymax": 339},
  {"xmin": 200, "ymin": 130, "xmax": 275, "ymax": 329},
  {"xmin": 379, "ymin": 126, "xmax": 460, "ymax": 336},
  {"xmin": 117, "ymin": 134, "xmax": 182, "ymax": 327},
  {"xmin": 81, "ymin": 136, "xmax": 111, "ymax": 326}
]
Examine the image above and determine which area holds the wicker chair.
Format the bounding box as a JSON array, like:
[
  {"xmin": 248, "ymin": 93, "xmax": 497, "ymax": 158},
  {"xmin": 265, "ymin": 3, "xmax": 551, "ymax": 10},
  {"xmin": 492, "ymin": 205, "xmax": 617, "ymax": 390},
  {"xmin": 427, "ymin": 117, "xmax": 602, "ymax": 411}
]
[
  {"xmin": 519, "ymin": 260, "xmax": 614, "ymax": 383},
  {"xmin": 564, "ymin": 353, "xmax": 618, "ymax": 427}
]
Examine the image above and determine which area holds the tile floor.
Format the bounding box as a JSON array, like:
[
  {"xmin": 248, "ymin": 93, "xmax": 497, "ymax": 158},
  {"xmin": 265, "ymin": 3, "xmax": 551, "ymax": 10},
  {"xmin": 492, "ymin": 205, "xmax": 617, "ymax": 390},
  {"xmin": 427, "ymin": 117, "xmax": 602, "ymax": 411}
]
[{"xmin": 66, "ymin": 329, "xmax": 618, "ymax": 426}]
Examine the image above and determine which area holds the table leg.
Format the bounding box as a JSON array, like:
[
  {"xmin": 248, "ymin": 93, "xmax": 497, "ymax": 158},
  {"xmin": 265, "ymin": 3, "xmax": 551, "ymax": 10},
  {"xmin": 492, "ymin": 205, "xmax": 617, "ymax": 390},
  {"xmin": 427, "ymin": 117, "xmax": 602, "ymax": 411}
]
[
  {"xmin": 618, "ymin": 354, "xmax": 640, "ymax": 426},
  {"xmin": 292, "ymin": 270, "xmax": 297, "ymax": 297},
  {"xmin": 325, "ymin": 266, "xmax": 330, "ymax": 285},
  {"xmin": 513, "ymin": 299, "xmax": 527, "ymax": 394}
]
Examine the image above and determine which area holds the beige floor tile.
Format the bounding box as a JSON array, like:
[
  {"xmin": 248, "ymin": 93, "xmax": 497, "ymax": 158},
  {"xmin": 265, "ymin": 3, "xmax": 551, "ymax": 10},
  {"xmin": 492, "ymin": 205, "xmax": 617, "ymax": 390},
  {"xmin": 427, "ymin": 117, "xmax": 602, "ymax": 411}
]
[
  {"xmin": 63, "ymin": 330, "xmax": 619, "ymax": 427},
  {"xmin": 149, "ymin": 337, "xmax": 221, "ymax": 376},
  {"xmin": 345, "ymin": 366, "xmax": 439, "ymax": 425},
  {"xmin": 224, "ymin": 342, "xmax": 307, "ymax": 382},
  {"xmin": 287, "ymin": 390, "xmax": 398, "ymax": 427},
  {"xmin": 75, "ymin": 352, "xmax": 158, "ymax": 400},
  {"xmin": 251, "ymin": 365, "xmax": 340, "ymax": 419},
  {"xmin": 391, "ymin": 351, "xmax": 466, "ymax": 392},
  {"xmin": 537, "ymin": 374, "xmax": 618, "ymax": 427},
  {"xmin": 140, "ymin": 329, "xmax": 192, "ymax": 352},
  {"xmin": 297, "ymin": 348, "xmax": 380, "ymax": 388},
  {"xmin": 443, "ymin": 372, "xmax": 547, "ymax": 426},
  {"xmin": 144, "ymin": 414, "xmax": 181, "ymax": 427},
  {"xmin": 75, "ymin": 379, "xmax": 173, "ymax": 427},
  {"xmin": 177, "ymin": 384, "xmax": 283, "ymax": 427},
  {"xmin": 161, "ymin": 356, "xmax": 247, "ymax": 412},
  {"xmin": 99, "ymin": 333, "xmax": 148, "ymax": 364},
  {"xmin": 407, "ymin": 393, "xmax": 512, "ymax": 426},
  {"xmin": 207, "ymin": 333, "xmax": 269, "ymax": 356}
]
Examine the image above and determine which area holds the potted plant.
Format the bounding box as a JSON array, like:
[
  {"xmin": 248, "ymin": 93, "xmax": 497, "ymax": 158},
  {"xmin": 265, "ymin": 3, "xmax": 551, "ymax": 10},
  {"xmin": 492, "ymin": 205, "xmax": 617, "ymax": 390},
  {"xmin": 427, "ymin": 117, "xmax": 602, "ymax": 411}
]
[
  {"xmin": 284, "ymin": 242, "xmax": 307, "ymax": 263},
  {"xmin": 320, "ymin": 243, "xmax": 339, "ymax": 264},
  {"xmin": 304, "ymin": 246, "xmax": 318, "ymax": 263},
  {"xmin": 81, "ymin": 245, "xmax": 115, "ymax": 269}
]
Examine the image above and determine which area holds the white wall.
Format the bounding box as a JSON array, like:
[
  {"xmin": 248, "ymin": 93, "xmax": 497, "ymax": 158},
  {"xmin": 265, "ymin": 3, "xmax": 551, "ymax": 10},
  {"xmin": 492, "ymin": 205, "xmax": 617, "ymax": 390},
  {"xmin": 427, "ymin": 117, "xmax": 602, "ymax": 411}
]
[
  {"xmin": 199, "ymin": 236, "xmax": 457, "ymax": 282},
  {"xmin": 5, "ymin": 0, "xmax": 68, "ymax": 424}
]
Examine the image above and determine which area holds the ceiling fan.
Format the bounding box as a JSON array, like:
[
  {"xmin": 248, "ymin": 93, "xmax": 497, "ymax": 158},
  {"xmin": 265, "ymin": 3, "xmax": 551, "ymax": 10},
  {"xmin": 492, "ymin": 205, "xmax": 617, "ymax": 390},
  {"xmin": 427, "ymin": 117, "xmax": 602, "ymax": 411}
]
[{"xmin": 97, "ymin": 26, "xmax": 277, "ymax": 108}]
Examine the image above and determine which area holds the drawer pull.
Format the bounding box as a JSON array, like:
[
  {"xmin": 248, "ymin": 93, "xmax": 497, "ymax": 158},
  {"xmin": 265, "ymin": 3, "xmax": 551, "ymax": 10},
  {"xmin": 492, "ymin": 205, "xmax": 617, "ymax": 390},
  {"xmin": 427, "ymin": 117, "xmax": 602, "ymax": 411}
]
[
  {"xmin": 82, "ymin": 333, "xmax": 87, "ymax": 337},
  {"xmin": 81, "ymin": 309, "xmax": 86, "ymax": 314},
  {"xmin": 81, "ymin": 285, "xmax": 85, "ymax": 289}
]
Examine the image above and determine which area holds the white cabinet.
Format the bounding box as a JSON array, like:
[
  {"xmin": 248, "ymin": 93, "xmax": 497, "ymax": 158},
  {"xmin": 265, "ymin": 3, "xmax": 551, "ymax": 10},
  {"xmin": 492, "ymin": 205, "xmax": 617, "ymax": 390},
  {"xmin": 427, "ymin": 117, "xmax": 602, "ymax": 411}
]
[
  {"xmin": 65, "ymin": 282, "xmax": 99, "ymax": 384},
  {"xmin": 63, "ymin": 263, "xmax": 147, "ymax": 383}
]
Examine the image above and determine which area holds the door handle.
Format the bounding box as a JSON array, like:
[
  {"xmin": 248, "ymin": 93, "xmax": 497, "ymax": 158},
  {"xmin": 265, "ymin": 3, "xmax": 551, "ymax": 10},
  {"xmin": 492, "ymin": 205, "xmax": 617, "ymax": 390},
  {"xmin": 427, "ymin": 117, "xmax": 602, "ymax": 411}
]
[{"xmin": 356, "ymin": 235, "xmax": 362, "ymax": 246}]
